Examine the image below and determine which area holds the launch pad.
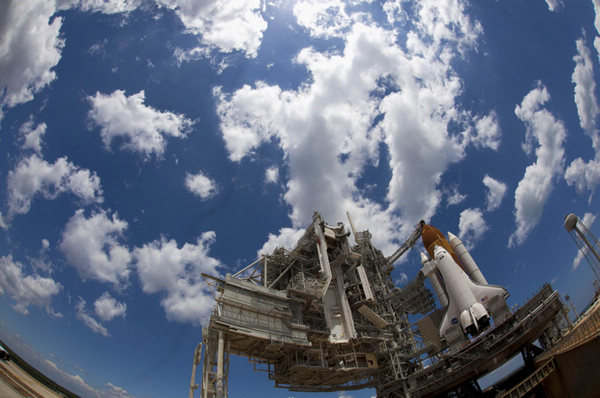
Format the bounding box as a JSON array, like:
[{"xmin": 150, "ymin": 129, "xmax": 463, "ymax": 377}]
[{"xmin": 196, "ymin": 213, "xmax": 570, "ymax": 397}]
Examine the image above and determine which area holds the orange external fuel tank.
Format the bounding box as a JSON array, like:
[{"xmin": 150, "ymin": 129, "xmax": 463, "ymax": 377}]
[{"xmin": 421, "ymin": 224, "xmax": 468, "ymax": 274}]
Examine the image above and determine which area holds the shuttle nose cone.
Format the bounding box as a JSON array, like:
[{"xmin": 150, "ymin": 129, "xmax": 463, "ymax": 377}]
[{"xmin": 433, "ymin": 245, "xmax": 449, "ymax": 260}]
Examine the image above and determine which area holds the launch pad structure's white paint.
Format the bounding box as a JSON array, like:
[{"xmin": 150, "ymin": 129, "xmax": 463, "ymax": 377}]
[{"xmin": 195, "ymin": 212, "xmax": 570, "ymax": 398}]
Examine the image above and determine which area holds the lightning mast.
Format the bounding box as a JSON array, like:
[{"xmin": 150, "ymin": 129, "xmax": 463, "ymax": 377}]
[{"xmin": 564, "ymin": 213, "xmax": 600, "ymax": 285}]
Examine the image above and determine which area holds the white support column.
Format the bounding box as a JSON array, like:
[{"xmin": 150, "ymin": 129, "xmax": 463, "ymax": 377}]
[
  {"xmin": 216, "ymin": 331, "xmax": 225, "ymax": 398},
  {"xmin": 189, "ymin": 343, "xmax": 202, "ymax": 398}
]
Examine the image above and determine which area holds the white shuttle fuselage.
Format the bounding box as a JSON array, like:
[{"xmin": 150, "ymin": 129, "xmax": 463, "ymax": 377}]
[{"xmin": 432, "ymin": 245, "xmax": 507, "ymax": 338}]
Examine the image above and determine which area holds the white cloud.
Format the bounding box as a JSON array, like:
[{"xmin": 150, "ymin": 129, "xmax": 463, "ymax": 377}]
[
  {"xmin": 565, "ymin": 158, "xmax": 600, "ymax": 195},
  {"xmin": 185, "ymin": 172, "xmax": 218, "ymax": 200},
  {"xmin": 458, "ymin": 208, "xmax": 488, "ymax": 250},
  {"xmin": 446, "ymin": 186, "xmax": 467, "ymax": 206},
  {"xmin": 0, "ymin": 255, "xmax": 62, "ymax": 316},
  {"xmin": 395, "ymin": 272, "xmax": 408, "ymax": 286},
  {"xmin": 19, "ymin": 119, "xmax": 46, "ymax": 154},
  {"xmin": 594, "ymin": 0, "xmax": 600, "ymax": 36},
  {"xmin": 57, "ymin": 0, "xmax": 142, "ymax": 14},
  {"xmin": 60, "ymin": 209, "xmax": 131, "ymax": 287},
  {"xmin": 216, "ymin": 2, "xmax": 485, "ymax": 253},
  {"xmin": 402, "ymin": 0, "xmax": 482, "ymax": 55},
  {"xmin": 509, "ymin": 83, "xmax": 566, "ymax": 247},
  {"xmin": 88, "ymin": 90, "xmax": 193, "ymax": 159},
  {"xmin": 482, "ymin": 174, "xmax": 507, "ymax": 212},
  {"xmin": 293, "ymin": 0, "xmax": 353, "ymax": 39},
  {"xmin": 94, "ymin": 292, "xmax": 127, "ymax": 322},
  {"xmin": 157, "ymin": 0, "xmax": 268, "ymax": 58},
  {"xmin": 565, "ymin": 38, "xmax": 600, "ymax": 196},
  {"xmin": 471, "ymin": 111, "xmax": 501, "ymax": 151},
  {"xmin": 258, "ymin": 227, "xmax": 305, "ymax": 256},
  {"xmin": 0, "ymin": 213, "xmax": 7, "ymax": 230},
  {"xmin": 544, "ymin": 0, "xmax": 563, "ymax": 12},
  {"xmin": 265, "ymin": 166, "xmax": 279, "ymax": 184},
  {"xmin": 133, "ymin": 232, "xmax": 222, "ymax": 324},
  {"xmin": 105, "ymin": 382, "xmax": 134, "ymax": 398},
  {"xmin": 7, "ymin": 155, "xmax": 103, "ymax": 218},
  {"xmin": 43, "ymin": 359, "xmax": 99, "ymax": 396},
  {"xmin": 0, "ymin": 0, "xmax": 64, "ymax": 118},
  {"xmin": 572, "ymin": 212, "xmax": 597, "ymax": 271},
  {"xmin": 572, "ymin": 38, "xmax": 600, "ymax": 148},
  {"xmin": 76, "ymin": 297, "xmax": 109, "ymax": 336}
]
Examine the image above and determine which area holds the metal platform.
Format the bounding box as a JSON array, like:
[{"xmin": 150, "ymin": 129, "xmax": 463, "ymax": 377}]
[{"xmin": 195, "ymin": 214, "xmax": 569, "ymax": 398}]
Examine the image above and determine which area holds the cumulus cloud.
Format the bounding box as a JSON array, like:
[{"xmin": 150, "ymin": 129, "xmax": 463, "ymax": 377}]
[
  {"xmin": 76, "ymin": 297, "xmax": 109, "ymax": 336},
  {"xmin": 185, "ymin": 172, "xmax": 219, "ymax": 200},
  {"xmin": 0, "ymin": 255, "xmax": 62, "ymax": 316},
  {"xmin": 57, "ymin": 0, "xmax": 142, "ymax": 14},
  {"xmin": 565, "ymin": 38, "xmax": 600, "ymax": 197},
  {"xmin": 88, "ymin": 90, "xmax": 193, "ymax": 159},
  {"xmin": 471, "ymin": 111, "xmax": 501, "ymax": 151},
  {"xmin": 593, "ymin": 1, "xmax": 600, "ymax": 58},
  {"xmin": 158, "ymin": 0, "xmax": 268, "ymax": 58},
  {"xmin": 44, "ymin": 359, "xmax": 100, "ymax": 396},
  {"xmin": 572, "ymin": 212, "xmax": 597, "ymax": 271},
  {"xmin": 482, "ymin": 175, "xmax": 507, "ymax": 212},
  {"xmin": 395, "ymin": 272, "xmax": 408, "ymax": 286},
  {"xmin": 216, "ymin": 1, "xmax": 487, "ymax": 253},
  {"xmin": 572, "ymin": 38, "xmax": 600, "ymax": 143},
  {"xmin": 94, "ymin": 292, "xmax": 127, "ymax": 321},
  {"xmin": 458, "ymin": 208, "xmax": 488, "ymax": 250},
  {"xmin": 565, "ymin": 158, "xmax": 600, "ymax": 196},
  {"xmin": 0, "ymin": 213, "xmax": 7, "ymax": 230},
  {"xmin": 544, "ymin": 0, "xmax": 563, "ymax": 12},
  {"xmin": 445, "ymin": 186, "xmax": 467, "ymax": 207},
  {"xmin": 265, "ymin": 166, "xmax": 279, "ymax": 184},
  {"xmin": 258, "ymin": 227, "xmax": 305, "ymax": 256},
  {"xmin": 19, "ymin": 119, "xmax": 46, "ymax": 154},
  {"xmin": 6, "ymin": 155, "xmax": 103, "ymax": 218},
  {"xmin": 293, "ymin": 0, "xmax": 353, "ymax": 39},
  {"xmin": 60, "ymin": 209, "xmax": 131, "ymax": 287},
  {"xmin": 106, "ymin": 382, "xmax": 134, "ymax": 398},
  {"xmin": 509, "ymin": 83, "xmax": 566, "ymax": 247},
  {"xmin": 133, "ymin": 232, "xmax": 222, "ymax": 324},
  {"xmin": 0, "ymin": 0, "xmax": 64, "ymax": 118}
]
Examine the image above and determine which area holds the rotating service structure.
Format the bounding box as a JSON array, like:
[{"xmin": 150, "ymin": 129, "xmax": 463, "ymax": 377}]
[{"xmin": 197, "ymin": 213, "xmax": 567, "ymax": 398}]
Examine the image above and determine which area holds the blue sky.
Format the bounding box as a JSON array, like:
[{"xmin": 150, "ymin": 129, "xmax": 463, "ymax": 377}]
[{"xmin": 0, "ymin": 0, "xmax": 599, "ymax": 397}]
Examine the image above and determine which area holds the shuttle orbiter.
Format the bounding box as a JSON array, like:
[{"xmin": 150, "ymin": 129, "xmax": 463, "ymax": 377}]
[{"xmin": 421, "ymin": 224, "xmax": 507, "ymax": 339}]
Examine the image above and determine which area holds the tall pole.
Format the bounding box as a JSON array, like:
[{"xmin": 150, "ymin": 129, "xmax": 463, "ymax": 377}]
[{"xmin": 565, "ymin": 213, "xmax": 600, "ymax": 280}]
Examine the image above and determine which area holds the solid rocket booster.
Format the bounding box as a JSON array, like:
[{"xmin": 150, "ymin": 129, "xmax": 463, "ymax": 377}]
[
  {"xmin": 447, "ymin": 231, "xmax": 487, "ymax": 285},
  {"xmin": 420, "ymin": 252, "xmax": 448, "ymax": 307},
  {"xmin": 433, "ymin": 246, "xmax": 490, "ymax": 336}
]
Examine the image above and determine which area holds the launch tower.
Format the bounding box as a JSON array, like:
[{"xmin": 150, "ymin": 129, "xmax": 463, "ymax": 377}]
[{"xmin": 195, "ymin": 212, "xmax": 567, "ymax": 397}]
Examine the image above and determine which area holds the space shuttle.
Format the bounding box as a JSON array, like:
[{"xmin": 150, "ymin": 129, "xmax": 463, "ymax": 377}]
[{"xmin": 420, "ymin": 224, "xmax": 508, "ymax": 340}]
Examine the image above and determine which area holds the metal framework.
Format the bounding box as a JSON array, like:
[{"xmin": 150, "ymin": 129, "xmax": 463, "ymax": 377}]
[{"xmin": 195, "ymin": 212, "xmax": 567, "ymax": 398}]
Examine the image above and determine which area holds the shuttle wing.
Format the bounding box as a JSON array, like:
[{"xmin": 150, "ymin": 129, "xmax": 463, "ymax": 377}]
[{"xmin": 469, "ymin": 280, "xmax": 508, "ymax": 307}]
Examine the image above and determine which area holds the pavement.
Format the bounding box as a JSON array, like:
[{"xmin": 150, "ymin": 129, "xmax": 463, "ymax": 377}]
[{"xmin": 0, "ymin": 359, "xmax": 62, "ymax": 398}]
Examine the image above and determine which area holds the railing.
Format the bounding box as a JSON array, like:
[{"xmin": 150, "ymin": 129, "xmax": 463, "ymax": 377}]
[
  {"xmin": 537, "ymin": 297, "xmax": 600, "ymax": 360},
  {"xmin": 500, "ymin": 359, "xmax": 556, "ymax": 398}
]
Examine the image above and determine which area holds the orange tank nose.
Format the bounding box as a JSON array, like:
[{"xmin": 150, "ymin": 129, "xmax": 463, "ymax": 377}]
[{"xmin": 421, "ymin": 224, "xmax": 464, "ymax": 271}]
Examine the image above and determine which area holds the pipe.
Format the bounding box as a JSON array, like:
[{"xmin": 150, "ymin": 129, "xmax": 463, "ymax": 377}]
[
  {"xmin": 189, "ymin": 343, "xmax": 202, "ymax": 398},
  {"xmin": 216, "ymin": 332, "xmax": 225, "ymax": 398}
]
